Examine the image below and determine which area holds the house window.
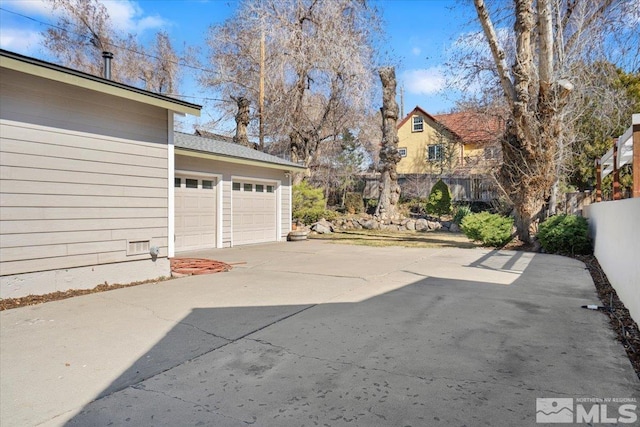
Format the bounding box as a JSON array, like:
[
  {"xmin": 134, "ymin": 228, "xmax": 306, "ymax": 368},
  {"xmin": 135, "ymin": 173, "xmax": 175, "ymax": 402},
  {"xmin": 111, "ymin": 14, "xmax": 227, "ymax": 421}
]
[
  {"xmin": 243, "ymin": 183, "xmax": 253, "ymax": 192},
  {"xmin": 186, "ymin": 179, "xmax": 198, "ymax": 189},
  {"xmin": 412, "ymin": 116, "xmax": 424, "ymax": 132},
  {"xmin": 398, "ymin": 147, "xmax": 407, "ymax": 157},
  {"xmin": 256, "ymin": 184, "xmax": 264, "ymax": 192},
  {"xmin": 427, "ymin": 144, "xmax": 443, "ymax": 161},
  {"xmin": 266, "ymin": 185, "xmax": 274, "ymax": 193},
  {"xmin": 174, "ymin": 178, "xmax": 181, "ymax": 188},
  {"xmin": 202, "ymin": 180, "xmax": 214, "ymax": 189},
  {"xmin": 484, "ymin": 146, "xmax": 500, "ymax": 160},
  {"xmin": 232, "ymin": 182, "xmax": 241, "ymax": 191}
]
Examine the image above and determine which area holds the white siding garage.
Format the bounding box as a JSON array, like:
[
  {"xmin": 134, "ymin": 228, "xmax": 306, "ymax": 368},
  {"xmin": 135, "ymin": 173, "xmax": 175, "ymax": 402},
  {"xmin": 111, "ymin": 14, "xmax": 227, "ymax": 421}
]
[
  {"xmin": 174, "ymin": 175, "xmax": 218, "ymax": 251},
  {"xmin": 232, "ymin": 180, "xmax": 277, "ymax": 245},
  {"xmin": 173, "ymin": 132, "xmax": 307, "ymax": 252}
]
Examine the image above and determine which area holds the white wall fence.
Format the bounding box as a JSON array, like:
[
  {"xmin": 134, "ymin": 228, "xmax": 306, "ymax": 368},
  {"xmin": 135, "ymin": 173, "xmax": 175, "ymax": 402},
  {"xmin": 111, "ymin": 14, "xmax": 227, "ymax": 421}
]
[{"xmin": 584, "ymin": 198, "xmax": 640, "ymax": 323}]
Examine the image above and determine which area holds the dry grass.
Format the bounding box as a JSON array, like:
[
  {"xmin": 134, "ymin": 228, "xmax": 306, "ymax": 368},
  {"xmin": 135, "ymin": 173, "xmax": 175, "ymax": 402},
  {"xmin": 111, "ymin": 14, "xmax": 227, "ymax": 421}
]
[{"xmin": 309, "ymin": 229, "xmax": 480, "ymax": 249}]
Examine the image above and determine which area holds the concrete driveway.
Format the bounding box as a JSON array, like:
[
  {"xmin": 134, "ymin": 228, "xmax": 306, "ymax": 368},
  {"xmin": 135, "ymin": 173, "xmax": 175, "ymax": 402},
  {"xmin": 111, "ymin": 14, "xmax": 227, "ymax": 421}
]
[{"xmin": 1, "ymin": 241, "xmax": 638, "ymax": 426}]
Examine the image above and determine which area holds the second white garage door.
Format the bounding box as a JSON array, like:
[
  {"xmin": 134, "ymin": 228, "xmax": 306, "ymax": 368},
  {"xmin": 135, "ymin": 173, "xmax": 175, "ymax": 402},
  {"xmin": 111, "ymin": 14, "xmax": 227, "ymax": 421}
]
[{"xmin": 232, "ymin": 181, "xmax": 277, "ymax": 245}]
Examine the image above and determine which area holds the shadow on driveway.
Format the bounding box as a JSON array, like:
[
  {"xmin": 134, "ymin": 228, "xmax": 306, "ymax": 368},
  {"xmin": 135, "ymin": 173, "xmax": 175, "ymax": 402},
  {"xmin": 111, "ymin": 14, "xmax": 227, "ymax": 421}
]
[{"xmin": 65, "ymin": 252, "xmax": 639, "ymax": 426}]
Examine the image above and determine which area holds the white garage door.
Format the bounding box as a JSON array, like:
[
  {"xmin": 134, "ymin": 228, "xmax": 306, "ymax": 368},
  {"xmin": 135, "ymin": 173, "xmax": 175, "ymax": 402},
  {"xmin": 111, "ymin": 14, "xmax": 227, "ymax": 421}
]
[
  {"xmin": 232, "ymin": 181, "xmax": 277, "ymax": 245},
  {"xmin": 175, "ymin": 176, "xmax": 217, "ymax": 251}
]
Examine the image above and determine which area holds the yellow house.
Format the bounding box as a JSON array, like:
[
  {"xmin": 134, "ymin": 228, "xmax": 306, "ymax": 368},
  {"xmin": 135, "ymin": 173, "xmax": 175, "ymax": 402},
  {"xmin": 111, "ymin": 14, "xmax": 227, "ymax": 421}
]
[
  {"xmin": 396, "ymin": 106, "xmax": 463, "ymax": 175},
  {"xmin": 397, "ymin": 106, "xmax": 503, "ymax": 176}
]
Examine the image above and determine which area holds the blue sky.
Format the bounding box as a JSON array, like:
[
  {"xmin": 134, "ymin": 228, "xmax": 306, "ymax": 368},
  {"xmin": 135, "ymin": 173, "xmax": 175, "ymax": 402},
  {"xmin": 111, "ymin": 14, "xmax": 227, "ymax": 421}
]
[{"xmin": 0, "ymin": 0, "xmax": 474, "ymax": 127}]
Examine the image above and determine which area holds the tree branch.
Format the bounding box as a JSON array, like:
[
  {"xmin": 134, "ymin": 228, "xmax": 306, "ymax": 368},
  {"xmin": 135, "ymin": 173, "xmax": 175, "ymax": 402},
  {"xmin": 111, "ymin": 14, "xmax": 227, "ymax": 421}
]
[{"xmin": 473, "ymin": 0, "xmax": 516, "ymax": 105}]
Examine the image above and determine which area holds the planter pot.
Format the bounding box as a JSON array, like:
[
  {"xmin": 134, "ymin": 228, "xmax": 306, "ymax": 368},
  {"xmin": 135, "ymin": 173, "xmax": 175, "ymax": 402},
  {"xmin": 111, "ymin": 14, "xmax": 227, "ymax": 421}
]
[{"xmin": 287, "ymin": 230, "xmax": 308, "ymax": 242}]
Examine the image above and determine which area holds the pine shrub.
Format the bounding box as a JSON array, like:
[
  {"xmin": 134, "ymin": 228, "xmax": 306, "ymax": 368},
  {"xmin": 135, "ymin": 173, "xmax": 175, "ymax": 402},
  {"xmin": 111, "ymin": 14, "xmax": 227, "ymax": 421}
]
[
  {"xmin": 537, "ymin": 214, "xmax": 592, "ymax": 255},
  {"xmin": 461, "ymin": 212, "xmax": 513, "ymax": 247},
  {"xmin": 344, "ymin": 192, "xmax": 364, "ymax": 214},
  {"xmin": 453, "ymin": 205, "xmax": 472, "ymax": 225},
  {"xmin": 426, "ymin": 179, "xmax": 452, "ymax": 218},
  {"xmin": 293, "ymin": 181, "xmax": 335, "ymax": 225}
]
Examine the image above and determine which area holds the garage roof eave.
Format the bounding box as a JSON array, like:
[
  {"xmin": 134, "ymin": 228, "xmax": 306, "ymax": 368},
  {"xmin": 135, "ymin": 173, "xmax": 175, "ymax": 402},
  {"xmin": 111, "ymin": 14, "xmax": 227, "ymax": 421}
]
[
  {"xmin": 175, "ymin": 147, "xmax": 308, "ymax": 172},
  {"xmin": 1, "ymin": 50, "xmax": 201, "ymax": 116}
]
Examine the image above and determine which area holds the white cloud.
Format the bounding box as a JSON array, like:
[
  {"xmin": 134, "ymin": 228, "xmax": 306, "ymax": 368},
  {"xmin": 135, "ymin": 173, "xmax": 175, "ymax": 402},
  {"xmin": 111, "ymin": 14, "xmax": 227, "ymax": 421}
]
[
  {"xmin": 101, "ymin": 0, "xmax": 168, "ymax": 34},
  {"xmin": 411, "ymin": 47, "xmax": 421, "ymax": 56},
  {"xmin": 402, "ymin": 67, "xmax": 446, "ymax": 95},
  {"xmin": 0, "ymin": 0, "xmax": 53, "ymax": 17},
  {"xmin": 0, "ymin": 27, "xmax": 42, "ymax": 55}
]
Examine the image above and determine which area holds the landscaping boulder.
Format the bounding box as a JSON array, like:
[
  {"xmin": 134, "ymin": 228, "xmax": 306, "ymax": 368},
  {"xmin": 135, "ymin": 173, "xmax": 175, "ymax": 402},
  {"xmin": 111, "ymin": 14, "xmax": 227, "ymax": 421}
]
[
  {"xmin": 312, "ymin": 218, "xmax": 334, "ymax": 234},
  {"xmin": 427, "ymin": 221, "xmax": 442, "ymax": 231},
  {"xmin": 415, "ymin": 218, "xmax": 429, "ymax": 231},
  {"xmin": 361, "ymin": 219, "xmax": 379, "ymax": 230},
  {"xmin": 405, "ymin": 220, "xmax": 416, "ymax": 231},
  {"xmin": 449, "ymin": 223, "xmax": 460, "ymax": 233}
]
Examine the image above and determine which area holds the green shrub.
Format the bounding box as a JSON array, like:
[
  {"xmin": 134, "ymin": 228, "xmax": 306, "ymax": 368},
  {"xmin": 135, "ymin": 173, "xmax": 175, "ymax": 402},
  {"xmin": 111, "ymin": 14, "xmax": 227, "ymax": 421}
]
[
  {"xmin": 453, "ymin": 205, "xmax": 472, "ymax": 225},
  {"xmin": 426, "ymin": 179, "xmax": 452, "ymax": 218},
  {"xmin": 537, "ymin": 214, "xmax": 592, "ymax": 255},
  {"xmin": 293, "ymin": 181, "xmax": 325, "ymax": 221},
  {"xmin": 344, "ymin": 192, "xmax": 364, "ymax": 214},
  {"xmin": 461, "ymin": 212, "xmax": 513, "ymax": 247},
  {"xmin": 296, "ymin": 207, "xmax": 337, "ymax": 225}
]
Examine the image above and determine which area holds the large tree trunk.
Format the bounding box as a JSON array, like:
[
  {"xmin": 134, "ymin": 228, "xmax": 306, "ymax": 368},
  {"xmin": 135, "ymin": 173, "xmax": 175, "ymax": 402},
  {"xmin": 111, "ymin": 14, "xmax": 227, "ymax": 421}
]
[
  {"xmin": 475, "ymin": 0, "xmax": 561, "ymax": 243},
  {"xmin": 375, "ymin": 67, "xmax": 401, "ymax": 222},
  {"xmin": 232, "ymin": 96, "xmax": 252, "ymax": 148}
]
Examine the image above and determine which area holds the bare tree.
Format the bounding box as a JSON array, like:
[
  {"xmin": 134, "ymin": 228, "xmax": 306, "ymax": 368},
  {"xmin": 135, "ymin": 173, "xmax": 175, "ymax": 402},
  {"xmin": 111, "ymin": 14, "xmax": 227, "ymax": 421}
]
[
  {"xmin": 375, "ymin": 67, "xmax": 401, "ymax": 221},
  {"xmin": 202, "ymin": 0, "xmax": 382, "ymax": 182},
  {"xmin": 470, "ymin": 0, "xmax": 637, "ymax": 242},
  {"xmin": 232, "ymin": 96, "xmax": 252, "ymax": 148},
  {"xmin": 43, "ymin": 0, "xmax": 183, "ymax": 94}
]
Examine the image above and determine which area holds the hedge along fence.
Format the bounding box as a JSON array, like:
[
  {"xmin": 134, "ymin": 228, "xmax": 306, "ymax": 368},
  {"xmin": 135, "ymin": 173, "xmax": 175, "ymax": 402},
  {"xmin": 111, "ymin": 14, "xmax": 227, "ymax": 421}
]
[{"xmin": 537, "ymin": 214, "xmax": 592, "ymax": 255}]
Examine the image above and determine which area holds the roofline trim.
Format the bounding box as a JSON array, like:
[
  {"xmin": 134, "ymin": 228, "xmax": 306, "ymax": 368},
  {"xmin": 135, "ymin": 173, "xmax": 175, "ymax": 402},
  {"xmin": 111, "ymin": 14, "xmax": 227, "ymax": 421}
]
[
  {"xmin": 397, "ymin": 105, "xmax": 462, "ymax": 141},
  {"xmin": 175, "ymin": 147, "xmax": 308, "ymax": 172},
  {"xmin": 0, "ymin": 49, "xmax": 201, "ymax": 116}
]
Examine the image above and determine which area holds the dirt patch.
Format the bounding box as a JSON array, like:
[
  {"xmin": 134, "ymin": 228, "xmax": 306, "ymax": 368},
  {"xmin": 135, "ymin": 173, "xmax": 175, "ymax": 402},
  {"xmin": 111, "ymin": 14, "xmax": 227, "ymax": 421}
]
[
  {"xmin": 0, "ymin": 278, "xmax": 169, "ymax": 311},
  {"xmin": 575, "ymin": 254, "xmax": 640, "ymax": 380}
]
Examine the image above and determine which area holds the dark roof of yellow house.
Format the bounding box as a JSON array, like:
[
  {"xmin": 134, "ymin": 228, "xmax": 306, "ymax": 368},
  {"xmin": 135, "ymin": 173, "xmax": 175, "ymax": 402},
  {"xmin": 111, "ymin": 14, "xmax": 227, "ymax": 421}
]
[{"xmin": 434, "ymin": 111, "xmax": 504, "ymax": 146}]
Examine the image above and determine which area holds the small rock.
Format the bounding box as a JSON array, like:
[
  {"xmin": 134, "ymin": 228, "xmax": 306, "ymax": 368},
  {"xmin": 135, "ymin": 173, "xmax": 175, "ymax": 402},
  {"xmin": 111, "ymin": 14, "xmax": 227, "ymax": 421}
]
[{"xmin": 449, "ymin": 223, "xmax": 460, "ymax": 233}]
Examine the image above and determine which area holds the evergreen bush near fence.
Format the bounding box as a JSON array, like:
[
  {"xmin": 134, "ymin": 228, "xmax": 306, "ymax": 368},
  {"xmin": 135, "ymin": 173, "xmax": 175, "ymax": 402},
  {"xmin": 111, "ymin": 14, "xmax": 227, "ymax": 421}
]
[
  {"xmin": 426, "ymin": 179, "xmax": 452, "ymax": 218},
  {"xmin": 537, "ymin": 214, "xmax": 592, "ymax": 255},
  {"xmin": 293, "ymin": 181, "xmax": 336, "ymax": 225},
  {"xmin": 461, "ymin": 212, "xmax": 513, "ymax": 247}
]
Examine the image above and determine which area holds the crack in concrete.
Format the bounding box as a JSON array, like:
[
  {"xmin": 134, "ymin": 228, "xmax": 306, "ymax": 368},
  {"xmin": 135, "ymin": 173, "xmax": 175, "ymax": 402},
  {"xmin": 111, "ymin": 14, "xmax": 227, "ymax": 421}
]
[
  {"xmin": 95, "ymin": 293, "xmax": 233, "ymax": 342},
  {"xmin": 88, "ymin": 304, "xmax": 317, "ymax": 402}
]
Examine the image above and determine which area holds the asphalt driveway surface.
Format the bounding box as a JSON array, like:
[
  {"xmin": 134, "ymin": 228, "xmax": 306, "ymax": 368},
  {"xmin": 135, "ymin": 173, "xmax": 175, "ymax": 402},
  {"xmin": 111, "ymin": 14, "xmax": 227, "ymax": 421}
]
[{"xmin": 1, "ymin": 241, "xmax": 638, "ymax": 426}]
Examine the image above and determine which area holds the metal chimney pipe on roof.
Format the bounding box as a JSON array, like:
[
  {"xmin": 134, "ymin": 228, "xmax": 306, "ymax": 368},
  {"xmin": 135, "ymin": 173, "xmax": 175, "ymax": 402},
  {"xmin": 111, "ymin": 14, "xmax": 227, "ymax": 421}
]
[{"xmin": 102, "ymin": 51, "xmax": 113, "ymax": 80}]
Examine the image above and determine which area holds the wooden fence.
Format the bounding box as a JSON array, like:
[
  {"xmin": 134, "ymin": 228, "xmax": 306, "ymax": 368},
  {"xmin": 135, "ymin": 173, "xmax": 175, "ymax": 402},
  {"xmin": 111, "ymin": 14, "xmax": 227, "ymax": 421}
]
[{"xmin": 362, "ymin": 173, "xmax": 500, "ymax": 203}]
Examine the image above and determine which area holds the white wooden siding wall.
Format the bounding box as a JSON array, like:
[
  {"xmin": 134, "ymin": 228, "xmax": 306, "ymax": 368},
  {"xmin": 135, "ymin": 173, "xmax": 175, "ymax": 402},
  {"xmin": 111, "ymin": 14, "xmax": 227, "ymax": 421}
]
[
  {"xmin": 0, "ymin": 68, "xmax": 169, "ymax": 276},
  {"xmin": 175, "ymin": 155, "xmax": 290, "ymax": 247}
]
